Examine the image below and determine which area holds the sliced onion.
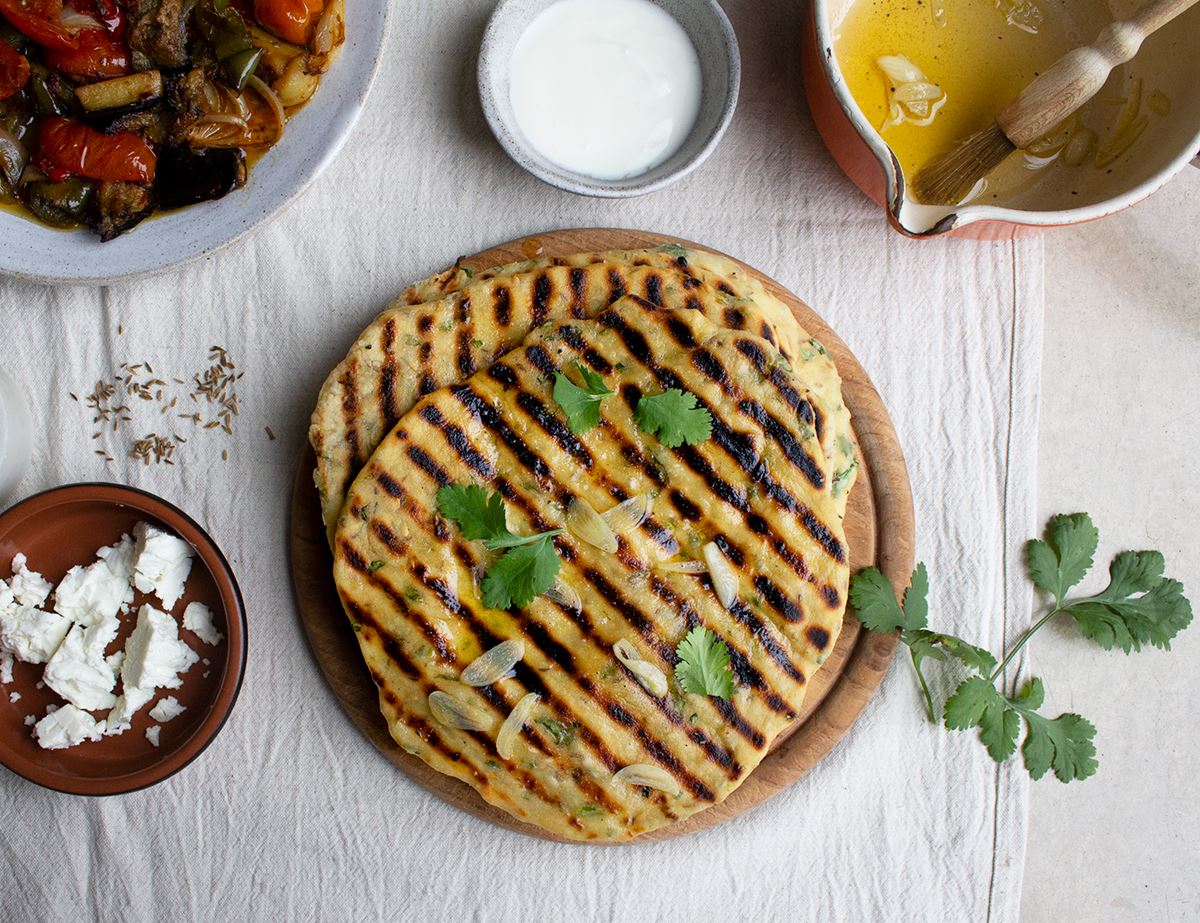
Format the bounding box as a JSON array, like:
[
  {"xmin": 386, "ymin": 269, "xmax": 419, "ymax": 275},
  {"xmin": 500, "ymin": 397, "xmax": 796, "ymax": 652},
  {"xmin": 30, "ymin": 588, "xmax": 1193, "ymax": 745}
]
[
  {"xmin": 460, "ymin": 639, "xmax": 525, "ymax": 687},
  {"xmin": 544, "ymin": 579, "xmax": 582, "ymax": 612},
  {"xmin": 0, "ymin": 127, "xmax": 28, "ymax": 189},
  {"xmin": 496, "ymin": 692, "xmax": 539, "ymax": 760},
  {"xmin": 247, "ymin": 75, "xmax": 286, "ymax": 135},
  {"xmin": 58, "ymin": 6, "xmax": 103, "ymax": 32},
  {"xmin": 613, "ymin": 763, "xmax": 680, "ymax": 796},
  {"xmin": 657, "ymin": 559, "xmax": 706, "ymax": 574},
  {"xmin": 702, "ymin": 541, "xmax": 738, "ymax": 608},
  {"xmin": 566, "ymin": 497, "xmax": 617, "ymax": 553},
  {"xmin": 602, "ymin": 494, "xmax": 653, "ymax": 535},
  {"xmin": 195, "ymin": 113, "xmax": 249, "ymax": 129},
  {"xmin": 612, "ymin": 639, "xmax": 668, "ymax": 697},
  {"xmin": 428, "ymin": 690, "xmax": 491, "ymax": 731}
]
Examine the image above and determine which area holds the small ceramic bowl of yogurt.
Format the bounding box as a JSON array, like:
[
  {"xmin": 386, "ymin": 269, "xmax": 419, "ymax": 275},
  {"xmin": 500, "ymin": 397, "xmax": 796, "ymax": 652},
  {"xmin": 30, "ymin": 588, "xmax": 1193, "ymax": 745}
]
[{"xmin": 479, "ymin": 0, "xmax": 740, "ymax": 197}]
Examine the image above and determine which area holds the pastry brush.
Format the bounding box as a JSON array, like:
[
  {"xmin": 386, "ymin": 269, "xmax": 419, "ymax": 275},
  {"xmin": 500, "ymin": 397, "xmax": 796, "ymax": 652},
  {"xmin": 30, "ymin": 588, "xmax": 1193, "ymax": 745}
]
[{"xmin": 912, "ymin": 0, "xmax": 1199, "ymax": 206}]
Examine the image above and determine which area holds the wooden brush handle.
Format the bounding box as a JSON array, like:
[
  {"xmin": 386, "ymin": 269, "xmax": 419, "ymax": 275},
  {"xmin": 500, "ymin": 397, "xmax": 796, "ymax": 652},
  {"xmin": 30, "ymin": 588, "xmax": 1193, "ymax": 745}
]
[{"xmin": 997, "ymin": 0, "xmax": 1199, "ymax": 149}]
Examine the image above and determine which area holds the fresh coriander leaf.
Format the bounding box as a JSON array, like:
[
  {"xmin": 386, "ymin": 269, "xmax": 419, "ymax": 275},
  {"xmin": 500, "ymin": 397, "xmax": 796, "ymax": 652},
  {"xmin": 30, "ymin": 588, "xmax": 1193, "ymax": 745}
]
[
  {"xmin": 552, "ymin": 362, "xmax": 613, "ymax": 433},
  {"xmin": 944, "ymin": 676, "xmax": 1019, "ymax": 762},
  {"xmin": 483, "ymin": 528, "xmax": 562, "ymax": 551},
  {"xmin": 674, "ymin": 626, "xmax": 735, "ymax": 699},
  {"xmin": 905, "ymin": 629, "xmax": 997, "ymax": 675},
  {"xmin": 635, "ymin": 389, "xmax": 712, "ymax": 448},
  {"xmin": 903, "ymin": 562, "xmax": 929, "ymax": 630},
  {"xmin": 1019, "ymin": 710, "xmax": 1097, "ymax": 783},
  {"xmin": 436, "ymin": 484, "xmax": 509, "ymax": 543},
  {"xmin": 1103, "ymin": 550, "xmax": 1166, "ymax": 598},
  {"xmin": 1026, "ymin": 513, "xmax": 1098, "ymax": 605},
  {"xmin": 1064, "ymin": 576, "xmax": 1192, "ymax": 653},
  {"xmin": 848, "ymin": 566, "xmax": 906, "ymax": 632},
  {"xmin": 979, "ymin": 698, "xmax": 1021, "ymax": 763},
  {"xmin": 368, "ymin": 560, "xmax": 385, "ymax": 574},
  {"xmin": 481, "ymin": 535, "xmax": 560, "ymax": 609}
]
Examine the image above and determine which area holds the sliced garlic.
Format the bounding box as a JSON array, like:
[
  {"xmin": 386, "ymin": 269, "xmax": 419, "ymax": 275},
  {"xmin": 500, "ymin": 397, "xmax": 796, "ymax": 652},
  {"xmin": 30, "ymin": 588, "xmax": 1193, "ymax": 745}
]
[
  {"xmin": 496, "ymin": 691, "xmax": 539, "ymax": 760},
  {"xmin": 544, "ymin": 579, "xmax": 582, "ymax": 612},
  {"xmin": 702, "ymin": 541, "xmax": 738, "ymax": 608},
  {"xmin": 612, "ymin": 639, "xmax": 668, "ymax": 697},
  {"xmin": 566, "ymin": 497, "xmax": 618, "ymax": 553},
  {"xmin": 460, "ymin": 639, "xmax": 525, "ymax": 687},
  {"xmin": 613, "ymin": 763, "xmax": 680, "ymax": 796},
  {"xmin": 428, "ymin": 690, "xmax": 491, "ymax": 731},
  {"xmin": 876, "ymin": 55, "xmax": 945, "ymax": 129},
  {"xmin": 657, "ymin": 558, "xmax": 707, "ymax": 574},
  {"xmin": 602, "ymin": 494, "xmax": 654, "ymax": 535}
]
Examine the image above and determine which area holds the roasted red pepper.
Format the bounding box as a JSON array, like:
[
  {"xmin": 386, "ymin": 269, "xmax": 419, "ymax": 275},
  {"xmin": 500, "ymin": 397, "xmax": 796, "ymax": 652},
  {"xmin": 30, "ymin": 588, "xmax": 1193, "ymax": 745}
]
[
  {"xmin": 0, "ymin": 35, "xmax": 29, "ymax": 99},
  {"xmin": 253, "ymin": 0, "xmax": 323, "ymax": 46},
  {"xmin": 43, "ymin": 25, "xmax": 127, "ymax": 76},
  {"xmin": 39, "ymin": 117, "xmax": 155, "ymax": 182},
  {"xmin": 0, "ymin": 0, "xmax": 90, "ymax": 51}
]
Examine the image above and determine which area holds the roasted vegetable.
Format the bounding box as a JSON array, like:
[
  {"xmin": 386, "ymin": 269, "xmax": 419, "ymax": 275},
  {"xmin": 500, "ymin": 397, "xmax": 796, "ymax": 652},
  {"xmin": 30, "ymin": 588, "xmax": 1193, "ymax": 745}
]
[
  {"xmin": 0, "ymin": 0, "xmax": 92, "ymax": 52},
  {"xmin": 38, "ymin": 116, "xmax": 155, "ymax": 181},
  {"xmin": 90, "ymin": 178, "xmax": 153, "ymax": 239},
  {"xmin": 44, "ymin": 27, "xmax": 128, "ymax": 78},
  {"xmin": 197, "ymin": 0, "xmax": 262, "ymax": 91},
  {"xmin": 0, "ymin": 122, "xmax": 26, "ymax": 187},
  {"xmin": 0, "ymin": 34, "xmax": 27, "ymax": 99},
  {"xmin": 22, "ymin": 177, "xmax": 93, "ymax": 226},
  {"xmin": 155, "ymin": 145, "xmax": 244, "ymax": 208},
  {"xmin": 28, "ymin": 64, "xmax": 79, "ymax": 115},
  {"xmin": 75, "ymin": 68, "xmax": 160, "ymax": 112},
  {"xmin": 127, "ymin": 0, "xmax": 189, "ymax": 69},
  {"xmin": 253, "ymin": 0, "xmax": 323, "ymax": 46}
]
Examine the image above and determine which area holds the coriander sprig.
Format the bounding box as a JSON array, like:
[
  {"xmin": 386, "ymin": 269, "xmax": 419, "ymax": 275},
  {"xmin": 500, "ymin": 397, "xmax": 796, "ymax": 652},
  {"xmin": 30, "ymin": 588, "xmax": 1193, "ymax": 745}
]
[
  {"xmin": 635, "ymin": 388, "xmax": 712, "ymax": 448},
  {"xmin": 674, "ymin": 626, "xmax": 735, "ymax": 699},
  {"xmin": 850, "ymin": 513, "xmax": 1193, "ymax": 782},
  {"xmin": 436, "ymin": 484, "xmax": 562, "ymax": 609},
  {"xmin": 552, "ymin": 362, "xmax": 614, "ymax": 434}
]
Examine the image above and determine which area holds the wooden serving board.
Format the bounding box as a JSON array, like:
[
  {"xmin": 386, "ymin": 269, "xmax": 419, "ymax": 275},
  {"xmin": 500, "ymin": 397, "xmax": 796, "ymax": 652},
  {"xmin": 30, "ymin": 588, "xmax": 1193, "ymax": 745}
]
[{"xmin": 289, "ymin": 229, "xmax": 915, "ymax": 842}]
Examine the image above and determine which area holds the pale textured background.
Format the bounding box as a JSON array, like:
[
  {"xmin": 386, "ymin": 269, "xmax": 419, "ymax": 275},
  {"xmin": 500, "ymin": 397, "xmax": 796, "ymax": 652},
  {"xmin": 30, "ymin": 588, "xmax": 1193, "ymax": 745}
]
[{"xmin": 6, "ymin": 0, "xmax": 1165, "ymax": 920}]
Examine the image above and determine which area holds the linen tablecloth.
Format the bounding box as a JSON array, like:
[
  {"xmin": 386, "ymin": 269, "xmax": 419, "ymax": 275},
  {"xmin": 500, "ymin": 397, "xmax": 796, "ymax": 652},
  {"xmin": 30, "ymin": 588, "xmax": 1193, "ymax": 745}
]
[{"xmin": 0, "ymin": 2, "xmax": 1042, "ymax": 919}]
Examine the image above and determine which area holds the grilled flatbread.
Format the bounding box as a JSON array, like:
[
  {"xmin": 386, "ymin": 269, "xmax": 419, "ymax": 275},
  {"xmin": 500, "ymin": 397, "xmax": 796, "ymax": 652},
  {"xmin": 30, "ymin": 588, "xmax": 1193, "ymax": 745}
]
[
  {"xmin": 312, "ymin": 246, "xmax": 858, "ymax": 542},
  {"xmin": 333, "ymin": 297, "xmax": 849, "ymax": 841}
]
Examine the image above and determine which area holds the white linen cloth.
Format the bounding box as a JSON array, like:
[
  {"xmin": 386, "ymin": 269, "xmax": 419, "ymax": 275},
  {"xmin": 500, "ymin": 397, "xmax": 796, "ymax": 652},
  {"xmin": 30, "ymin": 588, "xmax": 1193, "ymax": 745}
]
[{"xmin": 0, "ymin": 2, "xmax": 1041, "ymax": 920}]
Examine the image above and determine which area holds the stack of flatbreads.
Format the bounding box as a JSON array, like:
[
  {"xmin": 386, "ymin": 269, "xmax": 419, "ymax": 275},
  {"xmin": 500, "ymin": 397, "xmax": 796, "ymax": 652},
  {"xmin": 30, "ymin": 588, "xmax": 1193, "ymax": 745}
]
[{"xmin": 309, "ymin": 244, "xmax": 859, "ymax": 840}]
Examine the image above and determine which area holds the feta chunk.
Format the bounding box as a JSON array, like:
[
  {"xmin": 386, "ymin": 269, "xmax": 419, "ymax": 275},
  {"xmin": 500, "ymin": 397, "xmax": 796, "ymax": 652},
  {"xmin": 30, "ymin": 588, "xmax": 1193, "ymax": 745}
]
[
  {"xmin": 132, "ymin": 522, "xmax": 194, "ymax": 610},
  {"xmin": 9, "ymin": 691, "xmax": 19, "ymax": 703},
  {"xmin": 182, "ymin": 602, "xmax": 223, "ymax": 646},
  {"xmin": 0, "ymin": 604, "xmax": 72, "ymax": 664},
  {"xmin": 54, "ymin": 539, "xmax": 136, "ymax": 626},
  {"xmin": 9, "ymin": 554, "xmax": 53, "ymax": 608},
  {"xmin": 121, "ymin": 604, "xmax": 198, "ymax": 691},
  {"xmin": 145, "ymin": 725, "xmax": 160, "ymax": 747},
  {"xmin": 104, "ymin": 686, "xmax": 154, "ymax": 736},
  {"xmin": 0, "ymin": 652, "xmax": 11, "ymax": 684},
  {"xmin": 43, "ymin": 620, "xmax": 121, "ymax": 710},
  {"xmin": 23, "ymin": 714, "xmax": 34, "ymax": 727},
  {"xmin": 148, "ymin": 696, "xmax": 185, "ymax": 722},
  {"xmin": 35, "ymin": 704, "xmax": 106, "ymax": 750}
]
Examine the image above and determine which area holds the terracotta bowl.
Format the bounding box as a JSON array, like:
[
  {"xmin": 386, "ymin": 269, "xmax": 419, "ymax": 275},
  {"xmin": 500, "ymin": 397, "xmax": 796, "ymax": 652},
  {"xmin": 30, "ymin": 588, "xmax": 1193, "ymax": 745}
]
[
  {"xmin": 0, "ymin": 484, "xmax": 246, "ymax": 795},
  {"xmin": 802, "ymin": 0, "xmax": 1200, "ymax": 238}
]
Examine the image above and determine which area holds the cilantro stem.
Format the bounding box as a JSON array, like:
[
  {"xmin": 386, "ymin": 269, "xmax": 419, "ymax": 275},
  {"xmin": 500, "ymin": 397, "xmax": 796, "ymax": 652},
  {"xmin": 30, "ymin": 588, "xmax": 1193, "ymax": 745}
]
[
  {"xmin": 909, "ymin": 648, "xmax": 937, "ymax": 723},
  {"xmin": 988, "ymin": 606, "xmax": 1060, "ymax": 684}
]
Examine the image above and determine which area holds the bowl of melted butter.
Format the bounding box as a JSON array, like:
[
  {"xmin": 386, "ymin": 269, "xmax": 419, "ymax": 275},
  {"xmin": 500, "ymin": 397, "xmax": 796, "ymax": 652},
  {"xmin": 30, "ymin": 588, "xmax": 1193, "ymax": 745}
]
[{"xmin": 804, "ymin": 0, "xmax": 1200, "ymax": 237}]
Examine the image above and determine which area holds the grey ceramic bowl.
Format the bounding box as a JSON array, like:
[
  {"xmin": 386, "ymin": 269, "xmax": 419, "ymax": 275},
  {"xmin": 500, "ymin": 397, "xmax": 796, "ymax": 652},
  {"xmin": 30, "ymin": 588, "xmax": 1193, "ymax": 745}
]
[{"xmin": 478, "ymin": 0, "xmax": 740, "ymax": 198}]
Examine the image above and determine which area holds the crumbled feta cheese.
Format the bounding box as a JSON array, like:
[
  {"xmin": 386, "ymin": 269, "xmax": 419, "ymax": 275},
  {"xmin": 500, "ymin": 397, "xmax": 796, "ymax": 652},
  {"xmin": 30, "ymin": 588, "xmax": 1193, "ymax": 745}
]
[
  {"xmin": 148, "ymin": 696, "xmax": 186, "ymax": 723},
  {"xmin": 121, "ymin": 604, "xmax": 198, "ymax": 691},
  {"xmin": 34, "ymin": 704, "xmax": 106, "ymax": 750},
  {"xmin": 0, "ymin": 651, "xmax": 11, "ymax": 684},
  {"xmin": 105, "ymin": 686, "xmax": 154, "ymax": 736},
  {"xmin": 9, "ymin": 691, "xmax": 19, "ymax": 703},
  {"xmin": 145, "ymin": 725, "xmax": 161, "ymax": 747},
  {"xmin": 54, "ymin": 543, "xmax": 135, "ymax": 626},
  {"xmin": 132, "ymin": 522, "xmax": 194, "ymax": 610},
  {"xmin": 23, "ymin": 714, "xmax": 34, "ymax": 726},
  {"xmin": 43, "ymin": 621, "xmax": 121, "ymax": 710},
  {"xmin": 182, "ymin": 602, "xmax": 223, "ymax": 646},
  {"xmin": 9, "ymin": 554, "xmax": 53, "ymax": 608},
  {"xmin": 0, "ymin": 604, "xmax": 72, "ymax": 664}
]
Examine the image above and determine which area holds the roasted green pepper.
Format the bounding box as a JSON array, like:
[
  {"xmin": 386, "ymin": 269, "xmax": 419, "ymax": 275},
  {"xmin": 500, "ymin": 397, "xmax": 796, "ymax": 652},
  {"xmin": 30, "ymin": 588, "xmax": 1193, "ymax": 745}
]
[
  {"xmin": 23, "ymin": 179, "xmax": 94, "ymax": 228},
  {"xmin": 197, "ymin": 0, "xmax": 263, "ymax": 91}
]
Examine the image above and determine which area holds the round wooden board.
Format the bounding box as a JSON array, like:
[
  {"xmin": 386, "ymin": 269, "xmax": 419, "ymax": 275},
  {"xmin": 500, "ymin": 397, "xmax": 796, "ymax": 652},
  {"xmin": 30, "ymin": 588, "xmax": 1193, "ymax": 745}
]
[{"xmin": 289, "ymin": 229, "xmax": 915, "ymax": 842}]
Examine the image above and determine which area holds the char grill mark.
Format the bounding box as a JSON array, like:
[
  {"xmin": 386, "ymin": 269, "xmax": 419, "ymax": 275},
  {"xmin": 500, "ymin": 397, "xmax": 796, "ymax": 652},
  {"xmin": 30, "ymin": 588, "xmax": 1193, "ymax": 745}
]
[
  {"xmin": 405, "ymin": 444, "xmax": 452, "ymax": 486},
  {"xmin": 691, "ymin": 348, "xmax": 726, "ymax": 385},
  {"xmin": 375, "ymin": 469, "xmax": 406, "ymax": 499},
  {"xmin": 607, "ymin": 268, "xmax": 627, "ymax": 303},
  {"xmin": 487, "ymin": 362, "xmax": 518, "ymax": 388},
  {"xmin": 569, "ymin": 267, "xmax": 586, "ymax": 316},
  {"xmin": 723, "ymin": 307, "xmax": 745, "ymax": 331},
  {"xmin": 339, "ymin": 359, "xmax": 360, "ymax": 466},
  {"xmin": 669, "ymin": 489, "xmax": 702, "ymax": 521},
  {"xmin": 417, "ymin": 314, "xmax": 433, "ymax": 334},
  {"xmin": 451, "ymin": 384, "xmax": 553, "ymax": 482},
  {"xmin": 646, "ymin": 274, "xmax": 663, "ymax": 306},
  {"xmin": 753, "ymin": 576, "xmax": 803, "ymax": 624},
  {"xmin": 737, "ymin": 399, "xmax": 825, "ymax": 489},
  {"xmin": 728, "ymin": 599, "xmax": 807, "ymax": 683},
  {"xmin": 456, "ymin": 329, "xmax": 475, "ymax": 379},
  {"xmin": 381, "ymin": 318, "xmax": 399, "ymax": 422},
  {"xmin": 532, "ymin": 273, "xmax": 552, "ymax": 324},
  {"xmin": 420, "ymin": 404, "xmax": 494, "ymax": 478},
  {"xmin": 494, "ymin": 285, "xmax": 512, "ymax": 327},
  {"xmin": 524, "ymin": 344, "xmax": 559, "ymax": 379},
  {"xmin": 558, "ymin": 325, "xmax": 613, "ymax": 374},
  {"xmin": 514, "ymin": 390, "xmax": 593, "ymax": 468},
  {"xmin": 418, "ymin": 373, "xmax": 437, "ymax": 395}
]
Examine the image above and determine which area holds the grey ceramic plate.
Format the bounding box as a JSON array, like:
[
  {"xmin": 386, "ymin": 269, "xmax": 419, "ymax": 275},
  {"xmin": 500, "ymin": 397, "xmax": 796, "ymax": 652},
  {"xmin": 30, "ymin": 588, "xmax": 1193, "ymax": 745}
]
[
  {"xmin": 478, "ymin": 0, "xmax": 740, "ymax": 197},
  {"xmin": 0, "ymin": 0, "xmax": 390, "ymax": 286}
]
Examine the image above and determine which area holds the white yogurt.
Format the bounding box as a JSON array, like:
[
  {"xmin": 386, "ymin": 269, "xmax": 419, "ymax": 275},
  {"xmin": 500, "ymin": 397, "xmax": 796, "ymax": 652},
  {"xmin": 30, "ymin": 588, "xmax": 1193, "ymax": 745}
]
[{"xmin": 508, "ymin": 0, "xmax": 703, "ymax": 180}]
